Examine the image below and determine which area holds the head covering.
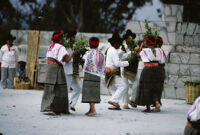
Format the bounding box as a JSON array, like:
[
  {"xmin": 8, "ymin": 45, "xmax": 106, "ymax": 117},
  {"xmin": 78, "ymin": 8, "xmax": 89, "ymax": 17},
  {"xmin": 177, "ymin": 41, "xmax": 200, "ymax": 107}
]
[
  {"xmin": 51, "ymin": 30, "xmax": 64, "ymax": 41},
  {"xmin": 66, "ymin": 31, "xmax": 77, "ymax": 38},
  {"xmin": 6, "ymin": 34, "xmax": 16, "ymax": 41},
  {"xmin": 89, "ymin": 37, "xmax": 100, "ymax": 46},
  {"xmin": 123, "ymin": 29, "xmax": 136, "ymax": 40},
  {"xmin": 145, "ymin": 35, "xmax": 156, "ymax": 48},
  {"xmin": 108, "ymin": 32, "xmax": 123, "ymax": 45},
  {"xmin": 156, "ymin": 36, "xmax": 163, "ymax": 47}
]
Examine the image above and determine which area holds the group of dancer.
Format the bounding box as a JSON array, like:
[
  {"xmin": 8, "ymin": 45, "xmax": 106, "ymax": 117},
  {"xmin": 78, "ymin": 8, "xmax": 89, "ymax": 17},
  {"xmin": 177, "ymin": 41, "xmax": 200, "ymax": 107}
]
[{"xmin": 40, "ymin": 28, "xmax": 166, "ymax": 116}]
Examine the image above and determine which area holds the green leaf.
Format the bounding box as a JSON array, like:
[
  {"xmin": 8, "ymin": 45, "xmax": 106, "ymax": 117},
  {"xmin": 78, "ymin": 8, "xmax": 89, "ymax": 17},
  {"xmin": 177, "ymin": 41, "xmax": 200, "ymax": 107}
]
[
  {"xmin": 73, "ymin": 37, "xmax": 89, "ymax": 53},
  {"xmin": 183, "ymin": 80, "xmax": 200, "ymax": 86}
]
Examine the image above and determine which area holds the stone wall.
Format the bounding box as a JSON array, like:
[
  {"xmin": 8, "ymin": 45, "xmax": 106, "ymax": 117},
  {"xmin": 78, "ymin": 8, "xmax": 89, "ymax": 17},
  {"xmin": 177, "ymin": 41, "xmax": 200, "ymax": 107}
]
[
  {"xmin": 11, "ymin": 20, "xmax": 200, "ymax": 99},
  {"xmin": 162, "ymin": 4, "xmax": 183, "ymax": 22},
  {"xmin": 126, "ymin": 21, "xmax": 200, "ymax": 99}
]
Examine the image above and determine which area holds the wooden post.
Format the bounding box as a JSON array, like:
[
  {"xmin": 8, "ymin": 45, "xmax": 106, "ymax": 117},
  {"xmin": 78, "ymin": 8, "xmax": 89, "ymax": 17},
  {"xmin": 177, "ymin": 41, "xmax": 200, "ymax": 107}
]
[{"xmin": 26, "ymin": 30, "xmax": 41, "ymax": 88}]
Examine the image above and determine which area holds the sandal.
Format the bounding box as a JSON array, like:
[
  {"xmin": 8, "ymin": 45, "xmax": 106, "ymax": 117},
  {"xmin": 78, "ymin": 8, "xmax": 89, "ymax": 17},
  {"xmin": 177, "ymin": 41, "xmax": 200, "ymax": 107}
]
[
  {"xmin": 129, "ymin": 101, "xmax": 137, "ymax": 108},
  {"xmin": 142, "ymin": 109, "xmax": 151, "ymax": 113},
  {"xmin": 108, "ymin": 101, "xmax": 120, "ymax": 108},
  {"xmin": 108, "ymin": 107, "xmax": 121, "ymax": 110}
]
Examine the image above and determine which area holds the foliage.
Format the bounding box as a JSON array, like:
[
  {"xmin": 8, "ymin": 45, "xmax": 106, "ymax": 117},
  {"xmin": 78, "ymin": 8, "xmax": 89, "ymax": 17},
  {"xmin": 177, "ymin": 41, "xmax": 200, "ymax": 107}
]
[
  {"xmin": 136, "ymin": 37, "xmax": 144, "ymax": 47},
  {"xmin": 142, "ymin": 21, "xmax": 159, "ymax": 41},
  {"xmin": 73, "ymin": 37, "xmax": 89, "ymax": 53},
  {"xmin": 127, "ymin": 36, "xmax": 137, "ymax": 51},
  {"xmin": 63, "ymin": 37, "xmax": 71, "ymax": 48},
  {"xmin": 184, "ymin": 80, "xmax": 200, "ymax": 86},
  {"xmin": 0, "ymin": 0, "xmax": 154, "ymax": 46},
  {"xmin": 127, "ymin": 51, "xmax": 137, "ymax": 61}
]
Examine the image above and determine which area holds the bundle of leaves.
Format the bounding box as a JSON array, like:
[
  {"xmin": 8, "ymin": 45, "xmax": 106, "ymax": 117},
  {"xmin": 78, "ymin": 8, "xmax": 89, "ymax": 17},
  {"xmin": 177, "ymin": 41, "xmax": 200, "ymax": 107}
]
[
  {"xmin": 142, "ymin": 21, "xmax": 159, "ymax": 42},
  {"xmin": 127, "ymin": 36, "xmax": 137, "ymax": 51},
  {"xmin": 73, "ymin": 37, "xmax": 89, "ymax": 53},
  {"xmin": 125, "ymin": 51, "xmax": 139, "ymax": 73},
  {"xmin": 63, "ymin": 37, "xmax": 71, "ymax": 48},
  {"xmin": 127, "ymin": 51, "xmax": 137, "ymax": 61},
  {"xmin": 136, "ymin": 38, "xmax": 144, "ymax": 47}
]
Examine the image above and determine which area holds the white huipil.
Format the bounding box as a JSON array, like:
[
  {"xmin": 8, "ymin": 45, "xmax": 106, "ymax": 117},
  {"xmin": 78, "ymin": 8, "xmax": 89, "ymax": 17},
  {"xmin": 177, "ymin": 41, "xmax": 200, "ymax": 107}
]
[
  {"xmin": 46, "ymin": 43, "xmax": 68, "ymax": 62},
  {"xmin": 106, "ymin": 46, "xmax": 129, "ymax": 104},
  {"xmin": 63, "ymin": 47, "xmax": 81, "ymax": 108}
]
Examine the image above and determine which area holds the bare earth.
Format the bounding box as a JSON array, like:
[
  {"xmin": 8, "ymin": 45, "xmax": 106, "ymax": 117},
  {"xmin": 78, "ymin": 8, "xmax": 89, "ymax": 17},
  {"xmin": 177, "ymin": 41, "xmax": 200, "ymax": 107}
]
[{"xmin": 0, "ymin": 89, "xmax": 191, "ymax": 135}]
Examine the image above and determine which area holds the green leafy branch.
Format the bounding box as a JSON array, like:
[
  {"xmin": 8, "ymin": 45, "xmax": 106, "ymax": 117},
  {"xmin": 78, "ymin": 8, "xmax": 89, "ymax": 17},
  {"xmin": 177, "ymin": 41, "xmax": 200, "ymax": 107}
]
[
  {"xmin": 127, "ymin": 36, "xmax": 137, "ymax": 51},
  {"xmin": 63, "ymin": 37, "xmax": 71, "ymax": 48},
  {"xmin": 142, "ymin": 21, "xmax": 160, "ymax": 41},
  {"xmin": 184, "ymin": 80, "xmax": 200, "ymax": 86},
  {"xmin": 73, "ymin": 37, "xmax": 89, "ymax": 53}
]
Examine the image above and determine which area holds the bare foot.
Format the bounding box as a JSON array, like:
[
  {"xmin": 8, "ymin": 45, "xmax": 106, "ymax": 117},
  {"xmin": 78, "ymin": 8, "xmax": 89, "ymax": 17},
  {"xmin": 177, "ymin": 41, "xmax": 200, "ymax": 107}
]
[
  {"xmin": 47, "ymin": 111, "xmax": 56, "ymax": 115},
  {"xmin": 66, "ymin": 111, "xmax": 71, "ymax": 115},
  {"xmin": 87, "ymin": 112, "xmax": 96, "ymax": 116},
  {"xmin": 152, "ymin": 105, "xmax": 161, "ymax": 112},
  {"xmin": 85, "ymin": 111, "xmax": 91, "ymax": 115},
  {"xmin": 123, "ymin": 105, "xmax": 130, "ymax": 109}
]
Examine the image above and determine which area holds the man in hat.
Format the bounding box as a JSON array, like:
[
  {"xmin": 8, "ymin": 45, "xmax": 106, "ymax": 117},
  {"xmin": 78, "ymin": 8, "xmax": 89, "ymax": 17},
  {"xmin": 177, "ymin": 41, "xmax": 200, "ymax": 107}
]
[
  {"xmin": 63, "ymin": 31, "xmax": 82, "ymax": 112},
  {"xmin": 106, "ymin": 32, "xmax": 130, "ymax": 110},
  {"xmin": 121, "ymin": 29, "xmax": 139, "ymax": 109},
  {"xmin": 0, "ymin": 34, "xmax": 18, "ymax": 89}
]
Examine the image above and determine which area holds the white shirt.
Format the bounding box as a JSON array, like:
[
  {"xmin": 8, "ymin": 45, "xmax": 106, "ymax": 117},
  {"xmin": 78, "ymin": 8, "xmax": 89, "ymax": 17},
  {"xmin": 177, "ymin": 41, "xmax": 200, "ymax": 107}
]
[
  {"xmin": 139, "ymin": 48, "xmax": 166, "ymax": 64},
  {"xmin": 46, "ymin": 43, "xmax": 68, "ymax": 63},
  {"xmin": 63, "ymin": 47, "xmax": 73, "ymax": 75},
  {"xmin": 106, "ymin": 46, "xmax": 129, "ymax": 68},
  {"xmin": 187, "ymin": 96, "xmax": 200, "ymax": 122},
  {"xmin": 0, "ymin": 44, "xmax": 18, "ymax": 68}
]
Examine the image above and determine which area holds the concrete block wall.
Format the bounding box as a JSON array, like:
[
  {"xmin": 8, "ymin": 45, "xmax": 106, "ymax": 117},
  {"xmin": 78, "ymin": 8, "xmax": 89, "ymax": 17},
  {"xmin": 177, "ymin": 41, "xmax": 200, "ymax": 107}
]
[{"xmin": 126, "ymin": 21, "xmax": 200, "ymax": 99}]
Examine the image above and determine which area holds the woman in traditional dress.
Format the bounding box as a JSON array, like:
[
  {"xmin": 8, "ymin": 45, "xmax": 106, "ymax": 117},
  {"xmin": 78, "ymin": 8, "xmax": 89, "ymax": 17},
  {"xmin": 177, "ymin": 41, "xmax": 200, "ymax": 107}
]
[
  {"xmin": 82, "ymin": 37, "xmax": 105, "ymax": 116},
  {"xmin": 155, "ymin": 36, "xmax": 166, "ymax": 106},
  {"xmin": 184, "ymin": 96, "xmax": 200, "ymax": 135},
  {"xmin": 135, "ymin": 35, "xmax": 165, "ymax": 112},
  {"xmin": 41, "ymin": 30, "xmax": 75, "ymax": 115}
]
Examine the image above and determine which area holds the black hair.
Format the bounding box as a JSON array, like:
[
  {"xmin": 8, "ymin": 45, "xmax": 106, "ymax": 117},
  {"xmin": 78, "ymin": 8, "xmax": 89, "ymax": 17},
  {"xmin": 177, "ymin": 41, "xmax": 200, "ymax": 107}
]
[
  {"xmin": 52, "ymin": 31, "xmax": 63, "ymax": 42},
  {"xmin": 89, "ymin": 37, "xmax": 99, "ymax": 49}
]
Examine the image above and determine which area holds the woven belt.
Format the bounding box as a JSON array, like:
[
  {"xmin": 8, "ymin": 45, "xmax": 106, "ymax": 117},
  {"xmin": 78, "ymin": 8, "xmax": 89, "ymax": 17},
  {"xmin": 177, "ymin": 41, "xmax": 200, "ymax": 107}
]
[
  {"xmin": 47, "ymin": 60, "xmax": 57, "ymax": 65},
  {"xmin": 144, "ymin": 63, "xmax": 159, "ymax": 67},
  {"xmin": 187, "ymin": 121, "xmax": 192, "ymax": 127}
]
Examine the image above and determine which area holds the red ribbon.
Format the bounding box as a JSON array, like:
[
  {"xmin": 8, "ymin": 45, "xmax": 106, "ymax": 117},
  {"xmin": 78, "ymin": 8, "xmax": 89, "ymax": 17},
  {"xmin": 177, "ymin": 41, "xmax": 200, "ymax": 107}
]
[
  {"xmin": 156, "ymin": 36, "xmax": 163, "ymax": 45},
  {"xmin": 145, "ymin": 36, "xmax": 156, "ymax": 47},
  {"xmin": 51, "ymin": 30, "xmax": 64, "ymax": 41},
  {"xmin": 89, "ymin": 37, "xmax": 99, "ymax": 46}
]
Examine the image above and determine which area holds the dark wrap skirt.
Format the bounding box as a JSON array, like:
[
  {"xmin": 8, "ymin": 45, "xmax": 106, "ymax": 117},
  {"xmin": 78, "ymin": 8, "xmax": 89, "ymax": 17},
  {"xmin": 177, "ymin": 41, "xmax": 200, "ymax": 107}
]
[
  {"xmin": 41, "ymin": 63, "xmax": 69, "ymax": 113},
  {"xmin": 135, "ymin": 66, "xmax": 164, "ymax": 106},
  {"xmin": 184, "ymin": 125, "xmax": 200, "ymax": 135},
  {"xmin": 82, "ymin": 72, "xmax": 101, "ymax": 103}
]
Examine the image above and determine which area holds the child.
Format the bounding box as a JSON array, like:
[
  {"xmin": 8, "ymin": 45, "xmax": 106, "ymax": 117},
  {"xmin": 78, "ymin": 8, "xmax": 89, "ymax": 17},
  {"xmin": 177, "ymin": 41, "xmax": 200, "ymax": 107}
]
[
  {"xmin": 82, "ymin": 37, "xmax": 105, "ymax": 116},
  {"xmin": 18, "ymin": 61, "xmax": 26, "ymax": 82}
]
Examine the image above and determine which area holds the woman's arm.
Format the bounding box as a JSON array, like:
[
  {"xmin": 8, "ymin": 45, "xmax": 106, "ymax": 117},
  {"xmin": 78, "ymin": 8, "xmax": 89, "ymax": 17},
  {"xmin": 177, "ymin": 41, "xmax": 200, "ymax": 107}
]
[{"xmin": 63, "ymin": 51, "xmax": 75, "ymax": 62}]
